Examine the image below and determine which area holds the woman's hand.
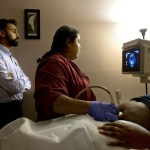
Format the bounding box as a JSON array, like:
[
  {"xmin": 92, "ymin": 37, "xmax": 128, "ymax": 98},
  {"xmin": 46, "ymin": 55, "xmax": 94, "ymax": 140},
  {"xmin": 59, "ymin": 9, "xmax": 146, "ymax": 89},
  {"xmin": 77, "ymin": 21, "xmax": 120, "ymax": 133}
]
[
  {"xmin": 88, "ymin": 101, "xmax": 119, "ymax": 121},
  {"xmin": 98, "ymin": 121, "xmax": 150, "ymax": 149}
]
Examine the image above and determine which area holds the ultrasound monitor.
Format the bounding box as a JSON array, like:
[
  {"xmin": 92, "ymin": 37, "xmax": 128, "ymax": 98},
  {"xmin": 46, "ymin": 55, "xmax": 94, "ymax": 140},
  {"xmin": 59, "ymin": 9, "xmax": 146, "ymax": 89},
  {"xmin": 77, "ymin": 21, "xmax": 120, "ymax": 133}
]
[
  {"xmin": 122, "ymin": 38, "xmax": 150, "ymax": 83},
  {"xmin": 122, "ymin": 47, "xmax": 140, "ymax": 73}
]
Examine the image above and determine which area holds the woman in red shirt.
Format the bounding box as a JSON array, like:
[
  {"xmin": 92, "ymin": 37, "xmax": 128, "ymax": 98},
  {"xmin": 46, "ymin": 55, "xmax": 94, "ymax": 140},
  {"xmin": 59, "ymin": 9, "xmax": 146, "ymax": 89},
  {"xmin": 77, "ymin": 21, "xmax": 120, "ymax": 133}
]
[{"xmin": 34, "ymin": 25, "xmax": 119, "ymax": 121}]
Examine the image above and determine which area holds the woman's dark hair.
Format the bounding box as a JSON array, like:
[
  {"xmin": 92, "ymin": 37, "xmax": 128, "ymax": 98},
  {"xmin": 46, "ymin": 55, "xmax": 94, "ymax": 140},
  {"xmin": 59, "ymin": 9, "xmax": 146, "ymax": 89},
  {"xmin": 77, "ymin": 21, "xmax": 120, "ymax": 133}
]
[
  {"xmin": 37, "ymin": 25, "xmax": 79, "ymax": 63},
  {"xmin": 0, "ymin": 19, "xmax": 17, "ymax": 30}
]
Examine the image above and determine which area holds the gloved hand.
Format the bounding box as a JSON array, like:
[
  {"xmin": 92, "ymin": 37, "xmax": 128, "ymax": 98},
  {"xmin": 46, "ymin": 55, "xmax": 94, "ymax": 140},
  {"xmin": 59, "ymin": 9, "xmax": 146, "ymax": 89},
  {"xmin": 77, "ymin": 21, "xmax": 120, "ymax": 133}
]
[{"xmin": 88, "ymin": 101, "xmax": 119, "ymax": 121}]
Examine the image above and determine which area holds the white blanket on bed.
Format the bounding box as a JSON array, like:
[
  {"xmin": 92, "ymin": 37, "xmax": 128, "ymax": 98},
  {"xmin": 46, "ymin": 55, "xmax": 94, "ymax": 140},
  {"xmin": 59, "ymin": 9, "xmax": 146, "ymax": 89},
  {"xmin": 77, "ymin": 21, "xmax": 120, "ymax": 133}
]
[{"xmin": 0, "ymin": 115, "xmax": 130, "ymax": 150}]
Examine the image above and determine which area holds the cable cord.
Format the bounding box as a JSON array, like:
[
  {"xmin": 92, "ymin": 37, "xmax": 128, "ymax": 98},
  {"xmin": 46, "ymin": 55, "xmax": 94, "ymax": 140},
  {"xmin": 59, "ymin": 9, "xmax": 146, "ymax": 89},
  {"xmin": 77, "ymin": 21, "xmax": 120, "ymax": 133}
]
[{"xmin": 74, "ymin": 85, "xmax": 117, "ymax": 105}]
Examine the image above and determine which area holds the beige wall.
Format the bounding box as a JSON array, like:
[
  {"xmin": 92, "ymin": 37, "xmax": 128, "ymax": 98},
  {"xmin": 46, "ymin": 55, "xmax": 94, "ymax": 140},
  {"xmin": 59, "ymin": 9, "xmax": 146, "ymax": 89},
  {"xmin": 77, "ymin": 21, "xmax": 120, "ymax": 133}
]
[{"xmin": 0, "ymin": 0, "xmax": 148, "ymax": 121}]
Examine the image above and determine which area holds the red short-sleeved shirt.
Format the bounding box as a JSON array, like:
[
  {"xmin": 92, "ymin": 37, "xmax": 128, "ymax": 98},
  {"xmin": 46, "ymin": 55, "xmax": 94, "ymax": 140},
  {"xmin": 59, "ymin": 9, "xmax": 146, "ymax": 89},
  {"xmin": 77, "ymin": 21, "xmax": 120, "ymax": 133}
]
[{"xmin": 34, "ymin": 53, "xmax": 96, "ymax": 121}]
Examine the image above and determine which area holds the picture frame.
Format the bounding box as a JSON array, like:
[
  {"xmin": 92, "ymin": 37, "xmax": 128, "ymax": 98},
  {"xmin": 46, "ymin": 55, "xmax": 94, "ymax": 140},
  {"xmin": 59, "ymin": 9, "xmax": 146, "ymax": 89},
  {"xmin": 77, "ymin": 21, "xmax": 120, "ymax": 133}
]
[{"xmin": 24, "ymin": 9, "xmax": 40, "ymax": 39}]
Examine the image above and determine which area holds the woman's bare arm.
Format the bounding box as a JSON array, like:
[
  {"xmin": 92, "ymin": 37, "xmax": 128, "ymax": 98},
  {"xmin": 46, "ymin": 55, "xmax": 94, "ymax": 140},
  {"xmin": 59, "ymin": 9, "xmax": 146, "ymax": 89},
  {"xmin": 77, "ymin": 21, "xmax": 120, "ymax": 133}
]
[{"xmin": 52, "ymin": 94, "xmax": 90, "ymax": 114}]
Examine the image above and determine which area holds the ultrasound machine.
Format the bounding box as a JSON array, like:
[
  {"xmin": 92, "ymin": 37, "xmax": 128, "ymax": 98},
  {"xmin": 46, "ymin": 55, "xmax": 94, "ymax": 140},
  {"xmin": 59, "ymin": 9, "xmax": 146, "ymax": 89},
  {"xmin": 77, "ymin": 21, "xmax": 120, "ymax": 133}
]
[{"xmin": 122, "ymin": 38, "xmax": 150, "ymax": 94}]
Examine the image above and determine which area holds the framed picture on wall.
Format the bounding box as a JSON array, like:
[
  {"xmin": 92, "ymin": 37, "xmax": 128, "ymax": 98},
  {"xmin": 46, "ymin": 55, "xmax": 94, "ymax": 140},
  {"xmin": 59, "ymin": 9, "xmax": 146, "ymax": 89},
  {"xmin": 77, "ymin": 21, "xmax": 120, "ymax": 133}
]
[{"xmin": 24, "ymin": 9, "xmax": 40, "ymax": 39}]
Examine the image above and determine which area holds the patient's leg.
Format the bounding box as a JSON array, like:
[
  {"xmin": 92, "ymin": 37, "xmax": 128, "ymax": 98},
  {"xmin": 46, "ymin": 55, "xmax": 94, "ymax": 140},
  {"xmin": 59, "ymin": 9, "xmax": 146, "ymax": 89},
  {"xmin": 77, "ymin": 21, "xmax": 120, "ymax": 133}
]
[{"xmin": 119, "ymin": 100, "xmax": 150, "ymax": 131}]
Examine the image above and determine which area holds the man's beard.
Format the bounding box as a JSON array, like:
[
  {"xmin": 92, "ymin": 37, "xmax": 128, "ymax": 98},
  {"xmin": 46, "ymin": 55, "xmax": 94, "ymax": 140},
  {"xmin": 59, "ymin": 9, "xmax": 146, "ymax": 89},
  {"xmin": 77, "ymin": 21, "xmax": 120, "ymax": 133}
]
[
  {"xmin": 9, "ymin": 39, "xmax": 19, "ymax": 47},
  {"xmin": 5, "ymin": 32, "xmax": 19, "ymax": 47}
]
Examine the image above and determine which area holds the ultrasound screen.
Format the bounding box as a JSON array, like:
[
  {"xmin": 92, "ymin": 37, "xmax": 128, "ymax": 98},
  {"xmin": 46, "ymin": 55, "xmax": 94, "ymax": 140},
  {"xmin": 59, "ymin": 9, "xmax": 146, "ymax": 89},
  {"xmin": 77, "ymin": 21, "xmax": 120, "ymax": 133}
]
[{"xmin": 122, "ymin": 47, "xmax": 140, "ymax": 72}]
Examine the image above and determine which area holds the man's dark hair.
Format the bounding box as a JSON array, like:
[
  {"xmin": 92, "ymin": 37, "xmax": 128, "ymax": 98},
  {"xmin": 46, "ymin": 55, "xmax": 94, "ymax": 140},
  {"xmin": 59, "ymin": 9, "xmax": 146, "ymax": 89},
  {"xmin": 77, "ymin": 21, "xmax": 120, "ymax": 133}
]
[{"xmin": 0, "ymin": 19, "xmax": 17, "ymax": 30}]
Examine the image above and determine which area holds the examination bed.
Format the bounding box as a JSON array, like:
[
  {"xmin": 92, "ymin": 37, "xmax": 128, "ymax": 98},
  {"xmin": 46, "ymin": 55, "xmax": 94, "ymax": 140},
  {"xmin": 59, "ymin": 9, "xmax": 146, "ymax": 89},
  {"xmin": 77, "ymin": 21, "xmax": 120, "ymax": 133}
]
[{"xmin": 0, "ymin": 114, "xmax": 140, "ymax": 150}]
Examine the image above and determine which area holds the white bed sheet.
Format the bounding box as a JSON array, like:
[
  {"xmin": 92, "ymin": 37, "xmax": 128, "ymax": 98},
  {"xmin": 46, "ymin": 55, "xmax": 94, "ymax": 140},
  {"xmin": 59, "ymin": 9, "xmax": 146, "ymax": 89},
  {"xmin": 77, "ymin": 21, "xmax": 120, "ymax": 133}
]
[{"xmin": 0, "ymin": 115, "xmax": 130, "ymax": 150}]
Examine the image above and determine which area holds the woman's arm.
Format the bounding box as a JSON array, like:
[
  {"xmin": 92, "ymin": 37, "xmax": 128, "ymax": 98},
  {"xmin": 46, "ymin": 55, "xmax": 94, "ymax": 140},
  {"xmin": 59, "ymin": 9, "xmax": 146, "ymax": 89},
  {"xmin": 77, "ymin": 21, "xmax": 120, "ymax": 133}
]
[
  {"xmin": 52, "ymin": 94, "xmax": 90, "ymax": 114},
  {"xmin": 52, "ymin": 94, "xmax": 119, "ymax": 122}
]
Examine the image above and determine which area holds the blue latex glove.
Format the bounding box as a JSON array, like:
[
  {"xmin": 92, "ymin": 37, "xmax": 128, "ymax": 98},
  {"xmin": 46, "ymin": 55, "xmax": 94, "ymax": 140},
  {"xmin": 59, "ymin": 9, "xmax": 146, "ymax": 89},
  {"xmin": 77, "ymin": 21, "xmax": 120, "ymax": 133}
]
[{"xmin": 88, "ymin": 101, "xmax": 119, "ymax": 121}]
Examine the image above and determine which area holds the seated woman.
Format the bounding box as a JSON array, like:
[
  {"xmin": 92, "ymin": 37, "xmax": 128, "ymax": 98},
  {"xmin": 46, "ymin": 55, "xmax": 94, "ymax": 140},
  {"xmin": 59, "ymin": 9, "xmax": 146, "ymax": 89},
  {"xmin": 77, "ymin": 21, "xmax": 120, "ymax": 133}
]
[{"xmin": 33, "ymin": 25, "xmax": 118, "ymax": 122}]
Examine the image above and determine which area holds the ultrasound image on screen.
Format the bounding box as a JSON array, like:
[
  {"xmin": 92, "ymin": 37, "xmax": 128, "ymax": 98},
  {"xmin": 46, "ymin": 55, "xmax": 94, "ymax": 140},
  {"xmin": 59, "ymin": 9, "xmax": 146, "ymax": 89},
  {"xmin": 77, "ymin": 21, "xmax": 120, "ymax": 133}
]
[{"xmin": 122, "ymin": 48, "xmax": 140, "ymax": 72}]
